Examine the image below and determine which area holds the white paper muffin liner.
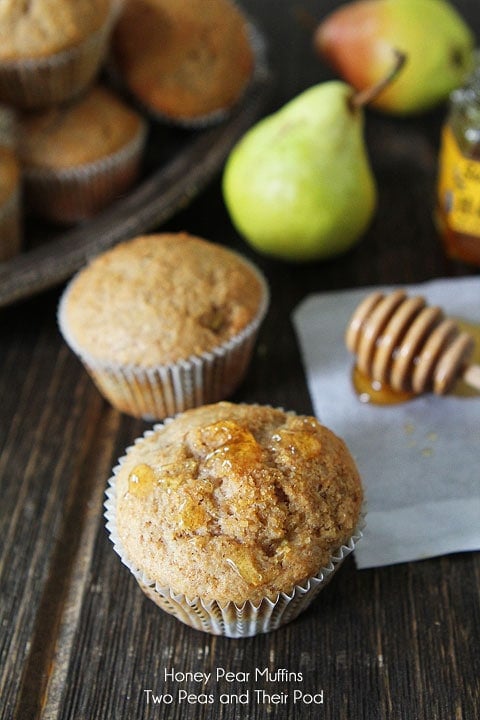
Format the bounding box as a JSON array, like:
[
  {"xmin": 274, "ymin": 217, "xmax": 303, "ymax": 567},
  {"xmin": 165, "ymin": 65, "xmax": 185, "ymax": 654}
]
[
  {"xmin": 104, "ymin": 422, "xmax": 365, "ymax": 637},
  {"xmin": 24, "ymin": 119, "xmax": 148, "ymax": 224},
  {"xmin": 58, "ymin": 253, "xmax": 269, "ymax": 420},
  {"xmin": 0, "ymin": 5, "xmax": 119, "ymax": 109}
]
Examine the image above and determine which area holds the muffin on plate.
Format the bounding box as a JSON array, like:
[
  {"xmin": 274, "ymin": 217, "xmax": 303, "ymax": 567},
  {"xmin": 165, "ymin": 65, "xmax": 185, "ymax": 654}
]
[
  {"xmin": 104, "ymin": 402, "xmax": 364, "ymax": 636},
  {"xmin": 58, "ymin": 233, "xmax": 269, "ymax": 419},
  {"xmin": 0, "ymin": 106, "xmax": 21, "ymax": 262},
  {"xmin": 111, "ymin": 0, "xmax": 255, "ymax": 126},
  {"xmin": 0, "ymin": 0, "xmax": 118, "ymax": 109},
  {"xmin": 18, "ymin": 84, "xmax": 147, "ymax": 224}
]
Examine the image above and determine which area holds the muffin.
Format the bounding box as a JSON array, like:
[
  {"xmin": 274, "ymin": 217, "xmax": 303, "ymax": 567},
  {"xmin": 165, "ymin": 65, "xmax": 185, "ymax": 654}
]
[
  {"xmin": 58, "ymin": 233, "xmax": 269, "ymax": 419},
  {"xmin": 18, "ymin": 85, "xmax": 147, "ymax": 224},
  {"xmin": 0, "ymin": 0, "xmax": 118, "ymax": 109},
  {"xmin": 104, "ymin": 402, "xmax": 364, "ymax": 636},
  {"xmin": 0, "ymin": 106, "xmax": 21, "ymax": 262},
  {"xmin": 111, "ymin": 0, "xmax": 255, "ymax": 126}
]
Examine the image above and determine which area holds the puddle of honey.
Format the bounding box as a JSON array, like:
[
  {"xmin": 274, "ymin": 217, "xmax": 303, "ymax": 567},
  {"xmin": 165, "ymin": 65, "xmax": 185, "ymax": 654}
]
[
  {"xmin": 352, "ymin": 317, "xmax": 480, "ymax": 404},
  {"xmin": 352, "ymin": 365, "xmax": 415, "ymax": 405}
]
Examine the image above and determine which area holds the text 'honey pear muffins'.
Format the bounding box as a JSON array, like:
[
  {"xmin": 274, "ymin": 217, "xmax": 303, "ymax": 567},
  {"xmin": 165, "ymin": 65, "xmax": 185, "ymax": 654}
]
[
  {"xmin": 0, "ymin": 0, "xmax": 118, "ymax": 108},
  {"xmin": 104, "ymin": 402, "xmax": 364, "ymax": 637},
  {"xmin": 111, "ymin": 0, "xmax": 255, "ymax": 125},
  {"xmin": 58, "ymin": 234, "xmax": 269, "ymax": 420},
  {"xmin": 18, "ymin": 84, "xmax": 147, "ymax": 224}
]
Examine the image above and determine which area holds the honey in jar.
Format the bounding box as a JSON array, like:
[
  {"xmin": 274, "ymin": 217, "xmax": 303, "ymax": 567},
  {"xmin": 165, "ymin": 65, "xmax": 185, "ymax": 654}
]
[{"xmin": 436, "ymin": 53, "xmax": 480, "ymax": 266}]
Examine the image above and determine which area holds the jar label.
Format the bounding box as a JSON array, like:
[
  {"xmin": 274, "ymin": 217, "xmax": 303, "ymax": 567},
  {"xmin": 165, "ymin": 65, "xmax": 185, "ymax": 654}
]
[{"xmin": 437, "ymin": 125, "xmax": 480, "ymax": 238}]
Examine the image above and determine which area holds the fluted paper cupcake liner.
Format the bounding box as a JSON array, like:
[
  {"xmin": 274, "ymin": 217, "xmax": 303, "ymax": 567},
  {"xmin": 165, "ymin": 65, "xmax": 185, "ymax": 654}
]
[
  {"xmin": 0, "ymin": 6, "xmax": 119, "ymax": 109},
  {"xmin": 58, "ymin": 254, "xmax": 269, "ymax": 419},
  {"xmin": 24, "ymin": 120, "xmax": 148, "ymax": 224},
  {"xmin": 104, "ymin": 437, "xmax": 365, "ymax": 637}
]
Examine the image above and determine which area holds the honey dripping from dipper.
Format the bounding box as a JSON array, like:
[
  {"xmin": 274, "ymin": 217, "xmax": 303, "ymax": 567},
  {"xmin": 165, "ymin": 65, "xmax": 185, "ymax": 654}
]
[{"xmin": 345, "ymin": 290, "xmax": 480, "ymax": 405}]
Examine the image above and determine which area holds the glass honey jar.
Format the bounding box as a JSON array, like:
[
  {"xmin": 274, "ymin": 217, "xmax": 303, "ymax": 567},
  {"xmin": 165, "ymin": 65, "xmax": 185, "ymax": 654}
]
[{"xmin": 436, "ymin": 53, "xmax": 480, "ymax": 266}]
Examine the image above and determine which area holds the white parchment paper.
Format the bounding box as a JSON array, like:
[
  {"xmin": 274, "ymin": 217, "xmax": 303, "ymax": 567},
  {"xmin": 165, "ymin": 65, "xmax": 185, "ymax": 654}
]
[{"xmin": 292, "ymin": 277, "xmax": 480, "ymax": 568}]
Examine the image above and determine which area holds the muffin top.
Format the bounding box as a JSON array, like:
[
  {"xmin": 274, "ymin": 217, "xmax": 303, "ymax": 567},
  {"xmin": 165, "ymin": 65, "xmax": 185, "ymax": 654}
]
[
  {"xmin": 18, "ymin": 85, "xmax": 145, "ymax": 171},
  {"xmin": 112, "ymin": 0, "xmax": 254, "ymax": 120},
  {"xmin": 0, "ymin": 0, "xmax": 112, "ymax": 61},
  {"xmin": 113, "ymin": 402, "xmax": 363, "ymax": 604},
  {"xmin": 0, "ymin": 146, "xmax": 19, "ymax": 205},
  {"xmin": 60, "ymin": 233, "xmax": 267, "ymax": 366}
]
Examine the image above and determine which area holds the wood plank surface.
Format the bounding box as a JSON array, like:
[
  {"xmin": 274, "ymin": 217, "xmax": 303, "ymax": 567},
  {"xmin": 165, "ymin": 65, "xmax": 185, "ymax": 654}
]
[{"xmin": 1, "ymin": 1, "xmax": 479, "ymax": 719}]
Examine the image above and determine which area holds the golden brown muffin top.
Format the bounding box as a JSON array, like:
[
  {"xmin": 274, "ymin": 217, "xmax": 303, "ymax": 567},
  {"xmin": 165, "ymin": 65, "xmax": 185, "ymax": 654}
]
[
  {"xmin": 18, "ymin": 85, "xmax": 144, "ymax": 170},
  {"xmin": 112, "ymin": 0, "xmax": 254, "ymax": 119},
  {"xmin": 0, "ymin": 146, "xmax": 19, "ymax": 205},
  {"xmin": 0, "ymin": 0, "xmax": 112, "ymax": 61},
  {"xmin": 114, "ymin": 402, "xmax": 363, "ymax": 604},
  {"xmin": 60, "ymin": 233, "xmax": 267, "ymax": 366}
]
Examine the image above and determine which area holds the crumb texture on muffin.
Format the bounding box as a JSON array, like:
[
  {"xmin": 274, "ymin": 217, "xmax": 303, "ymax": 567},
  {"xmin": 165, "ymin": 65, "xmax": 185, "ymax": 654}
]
[
  {"xmin": 62, "ymin": 233, "xmax": 266, "ymax": 366},
  {"xmin": 115, "ymin": 402, "xmax": 363, "ymax": 604},
  {"xmin": 112, "ymin": 0, "xmax": 254, "ymax": 119},
  {"xmin": 0, "ymin": 0, "xmax": 112, "ymax": 60},
  {"xmin": 19, "ymin": 85, "xmax": 144, "ymax": 170}
]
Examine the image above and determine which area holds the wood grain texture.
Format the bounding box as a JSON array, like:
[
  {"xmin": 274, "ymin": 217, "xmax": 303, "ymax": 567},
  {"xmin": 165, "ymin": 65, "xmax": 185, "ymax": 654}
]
[{"xmin": 1, "ymin": 1, "xmax": 479, "ymax": 719}]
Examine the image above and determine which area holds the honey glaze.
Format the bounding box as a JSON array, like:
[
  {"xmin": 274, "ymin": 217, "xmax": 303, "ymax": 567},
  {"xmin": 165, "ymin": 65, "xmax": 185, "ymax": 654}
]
[
  {"xmin": 200, "ymin": 420, "xmax": 262, "ymax": 472},
  {"xmin": 225, "ymin": 543, "xmax": 264, "ymax": 586},
  {"xmin": 177, "ymin": 496, "xmax": 207, "ymax": 531},
  {"xmin": 128, "ymin": 463, "xmax": 157, "ymax": 497}
]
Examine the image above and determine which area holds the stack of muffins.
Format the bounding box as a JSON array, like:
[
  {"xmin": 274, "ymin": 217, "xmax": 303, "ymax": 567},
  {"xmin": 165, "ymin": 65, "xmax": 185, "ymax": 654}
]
[
  {"xmin": 59, "ymin": 229, "xmax": 365, "ymax": 637},
  {"xmin": 44, "ymin": 1, "xmax": 366, "ymax": 638},
  {"xmin": 0, "ymin": 0, "xmax": 256, "ymax": 259}
]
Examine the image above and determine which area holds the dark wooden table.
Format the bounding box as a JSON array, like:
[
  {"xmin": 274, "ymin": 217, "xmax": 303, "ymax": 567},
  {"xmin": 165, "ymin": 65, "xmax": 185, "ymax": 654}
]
[{"xmin": 2, "ymin": 2, "xmax": 479, "ymax": 718}]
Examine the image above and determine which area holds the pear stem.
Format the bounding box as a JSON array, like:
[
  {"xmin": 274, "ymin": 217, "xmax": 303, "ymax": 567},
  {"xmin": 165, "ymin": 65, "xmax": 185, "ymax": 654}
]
[{"xmin": 349, "ymin": 49, "xmax": 407, "ymax": 111}]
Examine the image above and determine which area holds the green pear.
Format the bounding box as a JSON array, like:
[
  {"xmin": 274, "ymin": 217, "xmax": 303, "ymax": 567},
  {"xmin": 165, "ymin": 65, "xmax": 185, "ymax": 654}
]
[
  {"xmin": 315, "ymin": 0, "xmax": 475, "ymax": 115},
  {"xmin": 222, "ymin": 81, "xmax": 377, "ymax": 262}
]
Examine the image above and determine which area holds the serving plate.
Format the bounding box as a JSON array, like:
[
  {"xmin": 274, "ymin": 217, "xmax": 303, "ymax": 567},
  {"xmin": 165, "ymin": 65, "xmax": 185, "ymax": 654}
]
[{"xmin": 0, "ymin": 36, "xmax": 270, "ymax": 309}]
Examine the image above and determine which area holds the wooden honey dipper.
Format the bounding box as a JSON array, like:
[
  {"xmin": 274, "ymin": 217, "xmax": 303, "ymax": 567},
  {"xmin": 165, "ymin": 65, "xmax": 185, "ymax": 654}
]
[{"xmin": 345, "ymin": 289, "xmax": 480, "ymax": 395}]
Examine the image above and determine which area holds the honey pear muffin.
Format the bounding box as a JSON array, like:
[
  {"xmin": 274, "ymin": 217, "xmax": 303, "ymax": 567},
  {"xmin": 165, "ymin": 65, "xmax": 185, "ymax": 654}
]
[
  {"xmin": 0, "ymin": 106, "xmax": 21, "ymax": 262},
  {"xmin": 19, "ymin": 84, "xmax": 147, "ymax": 223},
  {"xmin": 105, "ymin": 402, "xmax": 364, "ymax": 636},
  {"xmin": 0, "ymin": 0, "xmax": 118, "ymax": 108},
  {"xmin": 58, "ymin": 233, "xmax": 269, "ymax": 419},
  {"xmin": 111, "ymin": 0, "xmax": 255, "ymax": 125}
]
